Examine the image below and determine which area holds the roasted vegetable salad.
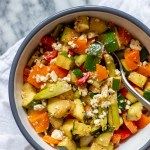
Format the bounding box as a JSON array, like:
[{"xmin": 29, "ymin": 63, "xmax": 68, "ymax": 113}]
[{"xmin": 22, "ymin": 16, "xmax": 150, "ymax": 150}]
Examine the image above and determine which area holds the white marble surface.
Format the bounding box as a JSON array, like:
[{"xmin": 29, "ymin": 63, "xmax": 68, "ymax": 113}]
[{"xmin": 1, "ymin": 0, "xmax": 150, "ymax": 55}]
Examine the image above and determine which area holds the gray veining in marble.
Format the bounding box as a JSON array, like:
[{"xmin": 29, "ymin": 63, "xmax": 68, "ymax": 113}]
[
  {"xmin": 1, "ymin": 0, "xmax": 150, "ymax": 56},
  {"xmin": 0, "ymin": 0, "xmax": 100, "ymax": 55}
]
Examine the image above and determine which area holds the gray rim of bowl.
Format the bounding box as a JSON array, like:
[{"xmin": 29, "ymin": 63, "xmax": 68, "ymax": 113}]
[{"xmin": 9, "ymin": 5, "xmax": 150, "ymax": 150}]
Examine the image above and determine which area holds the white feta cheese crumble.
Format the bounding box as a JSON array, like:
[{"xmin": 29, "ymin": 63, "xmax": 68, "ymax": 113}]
[
  {"xmin": 93, "ymin": 109, "xmax": 99, "ymax": 114},
  {"xmin": 50, "ymin": 58, "xmax": 56, "ymax": 64},
  {"xmin": 101, "ymin": 101, "xmax": 111, "ymax": 108},
  {"xmin": 51, "ymin": 129, "xmax": 64, "ymax": 140},
  {"xmin": 101, "ymin": 85, "xmax": 108, "ymax": 98},
  {"xmin": 35, "ymin": 74, "xmax": 50, "ymax": 83},
  {"xmin": 86, "ymin": 110, "xmax": 94, "ymax": 117},
  {"xmin": 108, "ymin": 88, "xmax": 115, "ymax": 94},
  {"xmin": 87, "ymin": 32, "xmax": 98, "ymax": 39},
  {"xmin": 94, "ymin": 119, "xmax": 101, "ymax": 126},
  {"xmin": 126, "ymin": 100, "xmax": 131, "ymax": 105},
  {"xmin": 143, "ymin": 61, "xmax": 148, "ymax": 66},
  {"xmin": 50, "ymin": 71, "xmax": 58, "ymax": 82},
  {"xmin": 125, "ymin": 105, "xmax": 130, "ymax": 110},
  {"xmin": 52, "ymin": 42, "xmax": 62, "ymax": 51},
  {"xmin": 87, "ymin": 79, "xmax": 94, "ymax": 84},
  {"xmin": 78, "ymin": 87, "xmax": 88, "ymax": 97},
  {"xmin": 33, "ymin": 104, "xmax": 45, "ymax": 111},
  {"xmin": 62, "ymin": 74, "xmax": 71, "ymax": 82},
  {"xmin": 130, "ymin": 39, "xmax": 142, "ymax": 51},
  {"xmin": 68, "ymin": 41, "xmax": 77, "ymax": 48},
  {"xmin": 115, "ymin": 69, "xmax": 120, "ymax": 76}
]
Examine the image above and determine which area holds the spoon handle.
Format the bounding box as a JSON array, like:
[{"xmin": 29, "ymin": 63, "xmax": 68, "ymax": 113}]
[
  {"xmin": 113, "ymin": 52, "xmax": 150, "ymax": 110},
  {"xmin": 121, "ymin": 69, "xmax": 150, "ymax": 110}
]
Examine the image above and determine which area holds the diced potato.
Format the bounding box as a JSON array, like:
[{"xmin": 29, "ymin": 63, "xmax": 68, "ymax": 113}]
[
  {"xmin": 72, "ymin": 99, "xmax": 85, "ymax": 122},
  {"xmin": 74, "ymin": 16, "xmax": 89, "ymax": 32},
  {"xmin": 49, "ymin": 117, "xmax": 63, "ymax": 129},
  {"xmin": 125, "ymin": 91, "xmax": 137, "ymax": 103},
  {"xmin": 47, "ymin": 98, "xmax": 72, "ymax": 118},
  {"xmin": 90, "ymin": 17, "xmax": 107, "ymax": 34},
  {"xmin": 127, "ymin": 102, "xmax": 143, "ymax": 121},
  {"xmin": 58, "ymin": 137, "xmax": 76, "ymax": 150},
  {"xmin": 60, "ymin": 119, "xmax": 74, "ymax": 139},
  {"xmin": 128, "ymin": 72, "xmax": 147, "ymax": 88},
  {"xmin": 72, "ymin": 121, "xmax": 91, "ymax": 136}
]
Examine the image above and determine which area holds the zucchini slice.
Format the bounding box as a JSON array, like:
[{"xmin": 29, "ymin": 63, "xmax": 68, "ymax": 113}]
[
  {"xmin": 60, "ymin": 119, "xmax": 74, "ymax": 139},
  {"xmin": 127, "ymin": 102, "xmax": 143, "ymax": 121},
  {"xmin": 128, "ymin": 72, "xmax": 147, "ymax": 88},
  {"xmin": 22, "ymin": 83, "xmax": 36, "ymax": 107},
  {"xmin": 90, "ymin": 18, "xmax": 107, "ymax": 34},
  {"xmin": 74, "ymin": 16, "xmax": 89, "ymax": 32},
  {"xmin": 61, "ymin": 27, "xmax": 78, "ymax": 43},
  {"xmin": 95, "ymin": 132, "xmax": 113, "ymax": 147},
  {"xmin": 34, "ymin": 81, "xmax": 71, "ymax": 100},
  {"xmin": 49, "ymin": 117, "xmax": 63, "ymax": 129},
  {"xmin": 80, "ymin": 136, "xmax": 93, "ymax": 147},
  {"xmin": 47, "ymin": 98, "xmax": 72, "ymax": 118},
  {"xmin": 58, "ymin": 137, "xmax": 76, "ymax": 150},
  {"xmin": 72, "ymin": 121, "xmax": 91, "ymax": 136},
  {"xmin": 72, "ymin": 99, "xmax": 85, "ymax": 122}
]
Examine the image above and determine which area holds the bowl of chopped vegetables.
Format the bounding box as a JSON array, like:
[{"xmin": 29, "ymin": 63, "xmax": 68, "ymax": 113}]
[{"xmin": 9, "ymin": 6, "xmax": 150, "ymax": 150}]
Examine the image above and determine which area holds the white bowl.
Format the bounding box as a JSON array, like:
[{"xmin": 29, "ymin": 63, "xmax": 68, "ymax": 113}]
[{"xmin": 9, "ymin": 6, "xmax": 150, "ymax": 150}]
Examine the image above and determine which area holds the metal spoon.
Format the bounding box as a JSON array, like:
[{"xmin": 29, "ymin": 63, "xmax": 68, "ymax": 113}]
[{"xmin": 112, "ymin": 52, "xmax": 150, "ymax": 110}]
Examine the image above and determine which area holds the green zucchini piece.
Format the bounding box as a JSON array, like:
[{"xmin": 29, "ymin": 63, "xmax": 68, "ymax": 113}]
[
  {"xmin": 104, "ymin": 54, "xmax": 116, "ymax": 77},
  {"xmin": 74, "ymin": 90, "xmax": 81, "ymax": 99},
  {"xmin": 91, "ymin": 126, "xmax": 101, "ymax": 135},
  {"xmin": 125, "ymin": 91, "xmax": 138, "ymax": 103},
  {"xmin": 140, "ymin": 47, "xmax": 149, "ymax": 62},
  {"xmin": 143, "ymin": 90, "xmax": 150, "ymax": 101},
  {"xmin": 100, "ymin": 32, "xmax": 120, "ymax": 53},
  {"xmin": 109, "ymin": 93, "xmax": 120, "ymax": 130},
  {"xmin": 112, "ymin": 77, "xmax": 121, "ymax": 91},
  {"xmin": 34, "ymin": 81, "xmax": 71, "ymax": 100},
  {"xmin": 47, "ymin": 98, "xmax": 72, "ymax": 118},
  {"xmin": 90, "ymin": 17, "xmax": 107, "ymax": 34},
  {"xmin": 127, "ymin": 102, "xmax": 143, "ymax": 121},
  {"xmin": 70, "ymin": 71, "xmax": 77, "ymax": 83},
  {"xmin": 55, "ymin": 54, "xmax": 74, "ymax": 70},
  {"xmin": 58, "ymin": 137, "xmax": 76, "ymax": 150},
  {"xmin": 95, "ymin": 132, "xmax": 113, "ymax": 147},
  {"xmin": 87, "ymin": 42, "xmax": 103, "ymax": 56},
  {"xmin": 128, "ymin": 72, "xmax": 147, "ymax": 88},
  {"xmin": 57, "ymin": 146, "xmax": 68, "ymax": 150},
  {"xmin": 73, "ymin": 69, "xmax": 83, "ymax": 78},
  {"xmin": 80, "ymin": 136, "xmax": 93, "ymax": 147},
  {"xmin": 61, "ymin": 27, "xmax": 78, "ymax": 43},
  {"xmin": 74, "ymin": 16, "xmax": 89, "ymax": 32},
  {"xmin": 75, "ymin": 54, "xmax": 87, "ymax": 67},
  {"xmin": 117, "ymin": 93, "xmax": 126, "ymax": 111},
  {"xmin": 84, "ymin": 55, "xmax": 99, "ymax": 71},
  {"xmin": 72, "ymin": 99, "xmax": 85, "ymax": 122},
  {"xmin": 72, "ymin": 121, "xmax": 91, "ymax": 136},
  {"xmin": 60, "ymin": 119, "xmax": 74, "ymax": 139},
  {"xmin": 49, "ymin": 117, "xmax": 63, "ymax": 129},
  {"xmin": 52, "ymin": 24, "xmax": 63, "ymax": 38},
  {"xmin": 22, "ymin": 83, "xmax": 36, "ymax": 107}
]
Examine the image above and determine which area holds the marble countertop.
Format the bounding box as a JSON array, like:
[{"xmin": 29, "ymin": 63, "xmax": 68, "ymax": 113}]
[
  {"xmin": 0, "ymin": 0, "xmax": 99, "ymax": 55},
  {"xmin": 1, "ymin": 0, "xmax": 150, "ymax": 55}
]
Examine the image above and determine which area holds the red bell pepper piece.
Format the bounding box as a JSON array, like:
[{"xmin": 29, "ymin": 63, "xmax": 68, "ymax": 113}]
[
  {"xmin": 117, "ymin": 27, "xmax": 132, "ymax": 45},
  {"xmin": 76, "ymin": 72, "xmax": 90, "ymax": 85},
  {"xmin": 40, "ymin": 35, "xmax": 55, "ymax": 51},
  {"xmin": 120, "ymin": 87, "xmax": 128, "ymax": 97},
  {"xmin": 23, "ymin": 67, "xmax": 30, "ymax": 82},
  {"xmin": 43, "ymin": 50, "xmax": 58, "ymax": 62},
  {"xmin": 68, "ymin": 49, "xmax": 76, "ymax": 56}
]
